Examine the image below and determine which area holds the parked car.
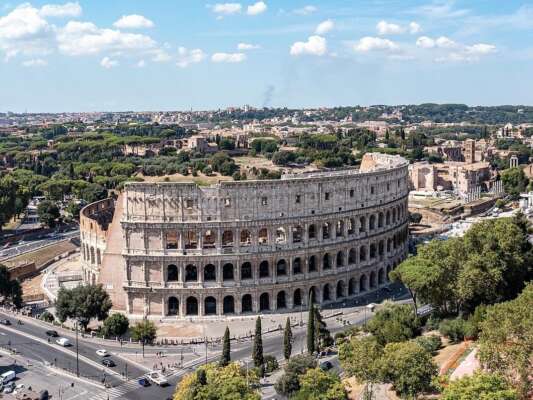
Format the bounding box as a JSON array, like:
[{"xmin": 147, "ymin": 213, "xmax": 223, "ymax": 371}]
[
  {"xmin": 102, "ymin": 359, "xmax": 115, "ymax": 367},
  {"xmin": 0, "ymin": 370, "xmax": 16, "ymax": 385},
  {"xmin": 46, "ymin": 330, "xmax": 58, "ymax": 337},
  {"xmin": 138, "ymin": 378, "xmax": 151, "ymax": 387},
  {"xmin": 96, "ymin": 349, "xmax": 109, "ymax": 357},
  {"xmin": 2, "ymin": 381, "xmax": 15, "ymax": 394},
  {"xmin": 56, "ymin": 338, "xmax": 70, "ymax": 347},
  {"xmin": 0, "ymin": 319, "xmax": 11, "ymax": 326},
  {"xmin": 146, "ymin": 371, "xmax": 168, "ymax": 386},
  {"xmin": 319, "ymin": 361, "xmax": 333, "ymax": 371}
]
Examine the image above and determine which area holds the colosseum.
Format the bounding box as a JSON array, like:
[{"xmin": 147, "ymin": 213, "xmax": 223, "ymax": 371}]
[{"xmin": 80, "ymin": 153, "xmax": 409, "ymax": 319}]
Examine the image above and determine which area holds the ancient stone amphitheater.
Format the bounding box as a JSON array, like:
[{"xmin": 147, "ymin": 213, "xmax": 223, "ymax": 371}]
[{"xmin": 80, "ymin": 153, "xmax": 409, "ymax": 319}]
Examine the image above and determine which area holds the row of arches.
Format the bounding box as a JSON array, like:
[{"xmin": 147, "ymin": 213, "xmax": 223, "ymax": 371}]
[{"xmin": 82, "ymin": 244, "xmax": 102, "ymax": 266}]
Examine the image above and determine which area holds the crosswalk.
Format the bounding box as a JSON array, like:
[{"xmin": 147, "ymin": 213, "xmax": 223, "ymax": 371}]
[{"xmin": 87, "ymin": 379, "xmax": 143, "ymax": 400}]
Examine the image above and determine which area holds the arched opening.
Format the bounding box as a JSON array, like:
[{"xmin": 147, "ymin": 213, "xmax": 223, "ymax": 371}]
[
  {"xmin": 223, "ymin": 296, "xmax": 235, "ymax": 314},
  {"xmin": 387, "ymin": 238, "xmax": 392, "ymax": 253},
  {"xmin": 308, "ymin": 255, "xmax": 317, "ymax": 272},
  {"xmin": 336, "ymin": 281, "xmax": 345, "ymax": 298},
  {"xmin": 393, "ymin": 208, "xmax": 397, "ymax": 223},
  {"xmin": 309, "ymin": 286, "xmax": 317, "ymax": 303},
  {"xmin": 370, "ymin": 244, "xmax": 377, "ymax": 259},
  {"xmin": 378, "ymin": 212, "xmax": 384, "ymax": 228},
  {"xmin": 186, "ymin": 297, "xmax": 198, "ymax": 315},
  {"xmin": 370, "ymin": 271, "xmax": 377, "ymax": 288},
  {"xmin": 359, "ymin": 216, "xmax": 366, "ymax": 233},
  {"xmin": 293, "ymin": 257, "xmax": 302, "ymax": 275},
  {"xmin": 259, "ymin": 260, "xmax": 269, "ymax": 278},
  {"xmin": 378, "ymin": 268, "xmax": 385, "ymax": 285},
  {"xmin": 204, "ymin": 296, "xmax": 217, "ymax": 315},
  {"xmin": 293, "ymin": 289, "xmax": 302, "ymax": 307},
  {"xmin": 185, "ymin": 265, "xmax": 197, "ymax": 282},
  {"xmin": 96, "ymin": 249, "xmax": 101, "ymax": 265},
  {"xmin": 360, "ymin": 275, "xmax": 367, "ymax": 292},
  {"xmin": 204, "ymin": 264, "xmax": 216, "ymax": 281},
  {"xmin": 323, "ymin": 253, "xmax": 331, "ymax": 270},
  {"xmin": 203, "ymin": 230, "xmax": 216, "ymax": 248},
  {"xmin": 369, "ymin": 215, "xmax": 376, "ymax": 230},
  {"xmin": 166, "ymin": 231, "xmax": 178, "ymax": 250},
  {"xmin": 292, "ymin": 226, "xmax": 303, "ymax": 243},
  {"xmin": 348, "ymin": 218, "xmax": 355, "ymax": 235},
  {"xmin": 168, "ymin": 297, "xmax": 179, "ymax": 316},
  {"xmin": 348, "ymin": 248, "xmax": 356, "ymax": 264},
  {"xmin": 386, "ymin": 210, "xmax": 391, "ymax": 225},
  {"xmin": 322, "ymin": 222, "xmax": 330, "ymax": 240},
  {"xmin": 184, "ymin": 231, "xmax": 198, "ymax": 249},
  {"xmin": 258, "ymin": 228, "xmax": 268, "ymax": 245},
  {"xmin": 259, "ymin": 293, "xmax": 270, "ymax": 311},
  {"xmin": 336, "ymin": 220, "xmax": 344, "ymax": 237},
  {"xmin": 348, "ymin": 278, "xmax": 356, "ymax": 295},
  {"xmin": 242, "ymin": 294, "xmax": 253, "ymax": 313},
  {"xmin": 379, "ymin": 241, "xmax": 384, "ymax": 256},
  {"xmin": 223, "ymin": 263, "xmax": 234, "ymax": 281},
  {"xmin": 323, "ymin": 284, "xmax": 331, "ymax": 302},
  {"xmin": 276, "ymin": 259, "xmax": 287, "ymax": 276},
  {"xmin": 276, "ymin": 291, "xmax": 286, "ymax": 309},
  {"xmin": 308, "ymin": 224, "xmax": 317, "ymax": 240},
  {"xmin": 222, "ymin": 230, "xmax": 234, "ymax": 247},
  {"xmin": 336, "ymin": 251, "xmax": 344, "ymax": 268},
  {"xmin": 275, "ymin": 227, "xmax": 287, "ymax": 244},
  {"xmin": 241, "ymin": 262, "xmax": 252, "ymax": 280},
  {"xmin": 386, "ymin": 264, "xmax": 392, "ymax": 280},
  {"xmin": 360, "ymin": 246, "xmax": 367, "ymax": 262},
  {"xmin": 167, "ymin": 264, "xmax": 178, "ymax": 282},
  {"xmin": 240, "ymin": 230, "xmax": 251, "ymax": 246}
]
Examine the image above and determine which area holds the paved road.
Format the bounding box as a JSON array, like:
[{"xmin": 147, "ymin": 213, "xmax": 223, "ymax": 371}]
[{"xmin": 0, "ymin": 230, "xmax": 79, "ymax": 260}]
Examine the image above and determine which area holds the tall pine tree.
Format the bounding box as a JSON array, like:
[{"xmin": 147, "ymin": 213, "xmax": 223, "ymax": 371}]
[
  {"xmin": 220, "ymin": 326, "xmax": 231, "ymax": 366},
  {"xmin": 307, "ymin": 294, "xmax": 316, "ymax": 354},
  {"xmin": 283, "ymin": 317, "xmax": 292, "ymax": 360},
  {"xmin": 252, "ymin": 316, "xmax": 264, "ymax": 367}
]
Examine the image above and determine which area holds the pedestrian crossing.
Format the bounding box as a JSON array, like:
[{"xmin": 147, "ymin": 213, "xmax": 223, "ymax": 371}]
[{"xmin": 87, "ymin": 379, "xmax": 144, "ymax": 400}]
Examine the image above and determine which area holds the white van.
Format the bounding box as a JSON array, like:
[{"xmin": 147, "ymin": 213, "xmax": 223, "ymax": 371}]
[
  {"xmin": 56, "ymin": 338, "xmax": 70, "ymax": 347},
  {"xmin": 0, "ymin": 370, "xmax": 16, "ymax": 384}
]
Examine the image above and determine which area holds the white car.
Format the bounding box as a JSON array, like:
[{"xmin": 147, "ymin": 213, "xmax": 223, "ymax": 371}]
[
  {"xmin": 56, "ymin": 338, "xmax": 70, "ymax": 347},
  {"xmin": 146, "ymin": 371, "xmax": 168, "ymax": 386},
  {"xmin": 96, "ymin": 349, "xmax": 109, "ymax": 357}
]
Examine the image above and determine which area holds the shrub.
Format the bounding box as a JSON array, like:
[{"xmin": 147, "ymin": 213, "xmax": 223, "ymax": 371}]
[
  {"xmin": 425, "ymin": 314, "xmax": 442, "ymax": 331},
  {"xmin": 40, "ymin": 311, "xmax": 55, "ymax": 323},
  {"xmin": 413, "ymin": 335, "xmax": 442, "ymax": 355},
  {"xmin": 439, "ymin": 318, "xmax": 466, "ymax": 343},
  {"xmin": 275, "ymin": 354, "xmax": 316, "ymax": 397},
  {"xmin": 263, "ymin": 355, "xmax": 279, "ymax": 373}
]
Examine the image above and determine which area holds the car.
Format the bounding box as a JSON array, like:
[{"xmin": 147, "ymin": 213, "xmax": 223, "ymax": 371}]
[
  {"xmin": 46, "ymin": 330, "xmax": 58, "ymax": 337},
  {"xmin": 146, "ymin": 371, "xmax": 168, "ymax": 386},
  {"xmin": 0, "ymin": 319, "xmax": 11, "ymax": 326},
  {"xmin": 138, "ymin": 378, "xmax": 151, "ymax": 387},
  {"xmin": 2, "ymin": 381, "xmax": 15, "ymax": 394},
  {"xmin": 102, "ymin": 359, "xmax": 115, "ymax": 367},
  {"xmin": 319, "ymin": 361, "xmax": 333, "ymax": 371},
  {"xmin": 56, "ymin": 338, "xmax": 70, "ymax": 347},
  {"xmin": 96, "ymin": 349, "xmax": 109, "ymax": 357},
  {"xmin": 0, "ymin": 370, "xmax": 16, "ymax": 385}
]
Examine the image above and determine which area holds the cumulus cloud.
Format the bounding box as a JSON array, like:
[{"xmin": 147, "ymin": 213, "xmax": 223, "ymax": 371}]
[
  {"xmin": 176, "ymin": 47, "xmax": 206, "ymax": 67},
  {"xmin": 354, "ymin": 36, "xmax": 399, "ymax": 52},
  {"xmin": 416, "ymin": 36, "xmax": 435, "ymax": 48},
  {"xmin": 211, "ymin": 52, "xmax": 246, "ymax": 63},
  {"xmin": 113, "ymin": 15, "xmax": 154, "ymax": 29},
  {"xmin": 376, "ymin": 20, "xmax": 404, "ymax": 35},
  {"xmin": 22, "ymin": 58, "xmax": 47, "ymax": 67},
  {"xmin": 315, "ymin": 19, "xmax": 334, "ymax": 35},
  {"xmin": 293, "ymin": 5, "xmax": 317, "ymax": 15},
  {"xmin": 436, "ymin": 36, "xmax": 456, "ymax": 48},
  {"xmin": 151, "ymin": 49, "xmax": 172, "ymax": 62},
  {"xmin": 416, "ymin": 35, "xmax": 456, "ymax": 49},
  {"xmin": 100, "ymin": 56, "xmax": 118, "ymax": 68},
  {"xmin": 212, "ymin": 3, "xmax": 242, "ymax": 15},
  {"xmin": 247, "ymin": 1, "xmax": 267, "ymax": 15},
  {"xmin": 465, "ymin": 43, "xmax": 496, "ymax": 54},
  {"xmin": 409, "ymin": 22, "xmax": 421, "ymax": 34},
  {"xmin": 290, "ymin": 35, "xmax": 327, "ymax": 56},
  {"xmin": 237, "ymin": 42, "xmax": 260, "ymax": 50},
  {"xmin": 39, "ymin": 2, "xmax": 81, "ymax": 18},
  {"xmin": 136, "ymin": 59, "xmax": 146, "ymax": 68}
]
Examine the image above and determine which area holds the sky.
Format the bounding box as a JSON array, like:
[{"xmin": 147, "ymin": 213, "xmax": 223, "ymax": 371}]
[{"xmin": 1, "ymin": 0, "xmax": 533, "ymax": 112}]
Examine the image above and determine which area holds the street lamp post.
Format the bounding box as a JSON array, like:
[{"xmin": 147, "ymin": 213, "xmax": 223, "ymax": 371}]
[{"xmin": 75, "ymin": 320, "xmax": 80, "ymax": 377}]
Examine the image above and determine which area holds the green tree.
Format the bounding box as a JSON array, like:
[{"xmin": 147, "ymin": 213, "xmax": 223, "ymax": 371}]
[
  {"xmin": 283, "ymin": 317, "xmax": 292, "ymax": 360},
  {"xmin": 37, "ymin": 200, "xmax": 60, "ymax": 228},
  {"xmin": 131, "ymin": 319, "xmax": 157, "ymax": 343},
  {"xmin": 307, "ymin": 296, "xmax": 316, "ymax": 354},
  {"xmin": 442, "ymin": 372, "xmax": 517, "ymax": 400},
  {"xmin": 501, "ymin": 167, "xmax": 529, "ymax": 199},
  {"xmin": 0, "ymin": 265, "xmax": 22, "ymax": 308},
  {"xmin": 102, "ymin": 313, "xmax": 129, "ymax": 337},
  {"xmin": 252, "ymin": 317, "xmax": 263, "ymax": 368},
  {"xmin": 365, "ymin": 303, "xmax": 421, "ymax": 345},
  {"xmin": 220, "ymin": 326, "xmax": 231, "ymax": 367},
  {"xmin": 293, "ymin": 368, "xmax": 348, "ymax": 400},
  {"xmin": 380, "ymin": 341, "xmax": 437, "ymax": 399},
  {"xmin": 55, "ymin": 284, "xmax": 112, "ymax": 330},
  {"xmin": 314, "ymin": 306, "xmax": 333, "ymax": 351},
  {"xmin": 274, "ymin": 354, "xmax": 317, "ymax": 397},
  {"xmin": 0, "ymin": 175, "xmax": 18, "ymax": 230}
]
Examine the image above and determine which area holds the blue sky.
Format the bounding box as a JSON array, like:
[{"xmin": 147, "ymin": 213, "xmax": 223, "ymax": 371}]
[{"xmin": 1, "ymin": 0, "xmax": 533, "ymax": 112}]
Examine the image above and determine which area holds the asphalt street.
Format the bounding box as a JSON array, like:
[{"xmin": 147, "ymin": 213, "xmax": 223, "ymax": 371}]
[{"xmin": 0, "ymin": 230, "xmax": 79, "ymax": 260}]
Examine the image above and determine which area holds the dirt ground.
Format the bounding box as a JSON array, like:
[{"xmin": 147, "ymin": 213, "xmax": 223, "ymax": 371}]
[
  {"xmin": 156, "ymin": 322, "xmax": 204, "ymax": 338},
  {"xmin": 5, "ymin": 240, "xmax": 77, "ymax": 269},
  {"xmin": 21, "ymin": 274, "xmax": 43, "ymax": 299},
  {"xmin": 138, "ymin": 172, "xmax": 233, "ymax": 186}
]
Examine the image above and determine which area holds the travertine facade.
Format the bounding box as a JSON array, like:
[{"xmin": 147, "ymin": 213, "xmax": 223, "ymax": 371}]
[{"xmin": 81, "ymin": 153, "xmax": 409, "ymax": 319}]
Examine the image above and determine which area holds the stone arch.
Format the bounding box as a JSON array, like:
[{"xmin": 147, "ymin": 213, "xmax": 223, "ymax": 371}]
[
  {"xmin": 386, "ymin": 210, "xmax": 391, "ymax": 225},
  {"xmin": 308, "ymin": 224, "xmax": 317, "ymax": 240},
  {"xmin": 308, "ymin": 255, "xmax": 317, "ymax": 272},
  {"xmin": 275, "ymin": 227, "xmax": 287, "ymax": 244},
  {"xmin": 378, "ymin": 212, "xmax": 384, "ymax": 228},
  {"xmin": 386, "ymin": 264, "xmax": 392, "ymax": 279},
  {"xmin": 370, "ymin": 243, "xmax": 377, "ymax": 259},
  {"xmin": 167, "ymin": 296, "xmax": 179, "ymax": 316},
  {"xmin": 348, "ymin": 218, "xmax": 356, "ymax": 235},
  {"xmin": 204, "ymin": 264, "xmax": 216, "ymax": 281},
  {"xmin": 293, "ymin": 257, "xmax": 302, "ymax": 275},
  {"xmin": 387, "ymin": 238, "xmax": 392, "ymax": 253},
  {"xmin": 167, "ymin": 264, "xmax": 179, "ymax": 281},
  {"xmin": 258, "ymin": 228, "xmax": 268, "ymax": 245},
  {"xmin": 223, "ymin": 296, "xmax": 235, "ymax": 314},
  {"xmin": 293, "ymin": 289, "xmax": 302, "ymax": 307},
  {"xmin": 276, "ymin": 291, "xmax": 287, "ymax": 309},
  {"xmin": 393, "ymin": 208, "xmax": 397, "ymax": 223},
  {"xmin": 309, "ymin": 286, "xmax": 318, "ymax": 303},
  {"xmin": 359, "ymin": 246, "xmax": 367, "ymax": 262},
  {"xmin": 360, "ymin": 275, "xmax": 367, "ymax": 292},
  {"xmin": 323, "ymin": 283, "xmax": 331, "ymax": 302},
  {"xmin": 203, "ymin": 229, "xmax": 216, "ymax": 248},
  {"xmin": 90, "ymin": 247, "xmax": 95, "ymax": 264},
  {"xmin": 323, "ymin": 253, "xmax": 331, "ymax": 270},
  {"xmin": 369, "ymin": 214, "xmax": 376, "ymax": 230},
  {"xmin": 336, "ymin": 251, "xmax": 344, "ymax": 268},
  {"xmin": 184, "ymin": 231, "xmax": 198, "ymax": 249},
  {"xmin": 378, "ymin": 268, "xmax": 385, "ymax": 285},
  {"xmin": 241, "ymin": 262, "xmax": 252, "ymax": 280},
  {"xmin": 336, "ymin": 280, "xmax": 345, "ymax": 298},
  {"xmin": 222, "ymin": 230, "xmax": 234, "ymax": 247},
  {"xmin": 96, "ymin": 249, "xmax": 101, "ymax": 265},
  {"xmin": 259, "ymin": 260, "xmax": 270, "ymax": 278},
  {"xmin": 240, "ymin": 230, "xmax": 251, "ymax": 246},
  {"xmin": 259, "ymin": 293, "xmax": 270, "ymax": 311},
  {"xmin": 348, "ymin": 248, "xmax": 357, "ymax": 264},
  {"xmin": 322, "ymin": 222, "xmax": 331, "ymax": 239},
  {"xmin": 370, "ymin": 270, "xmax": 377, "ymax": 288},
  {"xmin": 185, "ymin": 264, "xmax": 197, "ymax": 282},
  {"xmin": 186, "ymin": 296, "xmax": 198, "ymax": 315},
  {"xmin": 379, "ymin": 240, "xmax": 384, "ymax": 256},
  {"xmin": 241, "ymin": 294, "xmax": 253, "ymax": 313},
  {"xmin": 292, "ymin": 226, "xmax": 303, "ymax": 243},
  {"xmin": 348, "ymin": 278, "xmax": 357, "ymax": 295},
  {"xmin": 336, "ymin": 220, "xmax": 344, "ymax": 237},
  {"xmin": 223, "ymin": 263, "xmax": 234, "ymax": 281},
  {"xmin": 359, "ymin": 216, "xmax": 366, "ymax": 233},
  {"xmin": 204, "ymin": 296, "xmax": 217, "ymax": 315},
  {"xmin": 276, "ymin": 259, "xmax": 287, "ymax": 276}
]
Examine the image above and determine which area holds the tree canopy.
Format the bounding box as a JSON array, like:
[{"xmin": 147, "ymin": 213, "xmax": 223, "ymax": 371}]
[{"xmin": 442, "ymin": 372, "xmax": 518, "ymax": 400}]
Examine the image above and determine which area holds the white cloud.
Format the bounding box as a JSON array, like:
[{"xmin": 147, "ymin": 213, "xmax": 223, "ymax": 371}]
[
  {"xmin": 211, "ymin": 52, "xmax": 246, "ymax": 63},
  {"xmin": 57, "ymin": 21, "xmax": 157, "ymax": 56},
  {"xmin": 412, "ymin": 1, "xmax": 470, "ymax": 19},
  {"xmin": 113, "ymin": 15, "xmax": 154, "ymax": 29},
  {"xmin": 290, "ymin": 35, "xmax": 327, "ymax": 56},
  {"xmin": 237, "ymin": 42, "xmax": 260, "ymax": 50},
  {"xmin": 376, "ymin": 20, "xmax": 404, "ymax": 35},
  {"xmin": 315, "ymin": 19, "xmax": 334, "ymax": 35},
  {"xmin": 416, "ymin": 36, "xmax": 435, "ymax": 48},
  {"xmin": 416, "ymin": 35, "xmax": 456, "ymax": 49},
  {"xmin": 354, "ymin": 36, "xmax": 399, "ymax": 52},
  {"xmin": 136, "ymin": 59, "xmax": 146, "ymax": 67},
  {"xmin": 100, "ymin": 56, "xmax": 118, "ymax": 68},
  {"xmin": 466, "ymin": 43, "xmax": 496, "ymax": 55},
  {"xmin": 436, "ymin": 36, "xmax": 456, "ymax": 48},
  {"xmin": 22, "ymin": 58, "xmax": 47, "ymax": 67},
  {"xmin": 176, "ymin": 47, "xmax": 206, "ymax": 67},
  {"xmin": 409, "ymin": 21, "xmax": 421, "ymax": 34},
  {"xmin": 151, "ymin": 49, "xmax": 171, "ymax": 62},
  {"xmin": 293, "ymin": 5, "xmax": 317, "ymax": 15},
  {"xmin": 247, "ymin": 1, "xmax": 267, "ymax": 16},
  {"xmin": 212, "ymin": 3, "xmax": 242, "ymax": 15},
  {"xmin": 39, "ymin": 2, "xmax": 81, "ymax": 18}
]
